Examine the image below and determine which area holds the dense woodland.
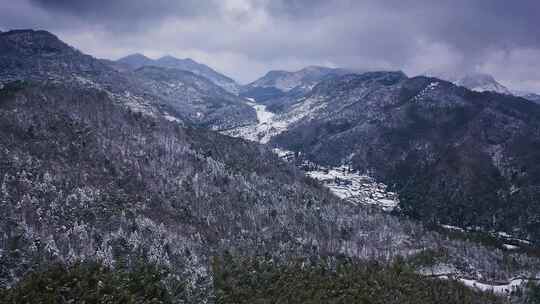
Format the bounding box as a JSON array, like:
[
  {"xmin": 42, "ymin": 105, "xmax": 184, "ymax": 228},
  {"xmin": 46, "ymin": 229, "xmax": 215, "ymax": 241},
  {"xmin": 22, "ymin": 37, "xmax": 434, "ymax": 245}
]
[
  {"xmin": 4, "ymin": 253, "xmax": 539, "ymax": 304},
  {"xmin": 0, "ymin": 261, "xmax": 183, "ymax": 303},
  {"xmin": 5, "ymin": 256, "xmax": 540, "ymax": 304},
  {"xmin": 213, "ymin": 255, "xmax": 508, "ymax": 304}
]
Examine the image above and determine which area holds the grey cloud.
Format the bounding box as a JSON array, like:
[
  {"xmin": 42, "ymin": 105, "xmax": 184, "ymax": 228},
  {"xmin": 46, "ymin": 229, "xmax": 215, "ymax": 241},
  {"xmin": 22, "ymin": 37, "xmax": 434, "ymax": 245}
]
[
  {"xmin": 1, "ymin": 0, "xmax": 540, "ymax": 90},
  {"xmin": 27, "ymin": 0, "xmax": 218, "ymax": 32}
]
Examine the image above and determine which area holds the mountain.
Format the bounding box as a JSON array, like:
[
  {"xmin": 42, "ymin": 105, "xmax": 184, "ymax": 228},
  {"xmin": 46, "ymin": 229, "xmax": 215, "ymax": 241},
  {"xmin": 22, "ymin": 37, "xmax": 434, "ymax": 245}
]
[
  {"xmin": 2, "ymin": 29, "xmax": 540, "ymax": 301},
  {"xmin": 116, "ymin": 53, "xmax": 154, "ymax": 68},
  {"xmin": 514, "ymin": 91, "xmax": 540, "ymax": 104},
  {"xmin": 116, "ymin": 53, "xmax": 240, "ymax": 94},
  {"xmin": 1, "ymin": 82, "xmax": 535, "ymax": 295},
  {"xmin": 0, "ymin": 30, "xmax": 252, "ymax": 130},
  {"xmin": 133, "ymin": 65, "xmax": 255, "ymax": 130},
  {"xmin": 455, "ymin": 74, "xmax": 540, "ymax": 104},
  {"xmin": 523, "ymin": 93, "xmax": 540, "ymax": 104},
  {"xmin": 454, "ymin": 73, "xmax": 512, "ymax": 95},
  {"xmin": 241, "ymin": 66, "xmax": 352, "ymax": 102},
  {"xmin": 0, "ymin": 30, "xmax": 116, "ymax": 86},
  {"xmin": 427, "ymin": 71, "xmax": 540, "ymax": 102},
  {"xmin": 228, "ymin": 71, "xmax": 540, "ymax": 243}
]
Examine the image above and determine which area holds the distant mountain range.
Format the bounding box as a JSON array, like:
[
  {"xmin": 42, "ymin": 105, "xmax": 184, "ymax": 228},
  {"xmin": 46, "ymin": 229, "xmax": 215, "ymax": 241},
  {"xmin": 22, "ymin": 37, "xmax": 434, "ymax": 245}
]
[
  {"xmin": 116, "ymin": 53, "xmax": 240, "ymax": 94},
  {"xmin": 0, "ymin": 30, "xmax": 254, "ymax": 130}
]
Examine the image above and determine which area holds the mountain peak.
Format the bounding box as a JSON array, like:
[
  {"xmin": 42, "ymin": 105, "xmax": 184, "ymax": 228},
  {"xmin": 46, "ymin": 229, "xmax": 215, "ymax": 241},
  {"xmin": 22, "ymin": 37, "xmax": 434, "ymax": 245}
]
[
  {"xmin": 155, "ymin": 55, "xmax": 197, "ymax": 66},
  {"xmin": 115, "ymin": 53, "xmax": 239, "ymax": 93},
  {"xmin": 0, "ymin": 29, "xmax": 71, "ymax": 54},
  {"xmin": 455, "ymin": 73, "xmax": 511, "ymax": 95},
  {"xmin": 458, "ymin": 73, "xmax": 496, "ymax": 85},
  {"xmin": 157, "ymin": 54, "xmax": 178, "ymax": 61},
  {"xmin": 122, "ymin": 53, "xmax": 151, "ymax": 60},
  {"xmin": 301, "ymin": 65, "xmax": 332, "ymax": 71},
  {"xmin": 116, "ymin": 53, "xmax": 154, "ymax": 69},
  {"xmin": 0, "ymin": 29, "xmax": 58, "ymax": 38},
  {"xmin": 247, "ymin": 66, "xmax": 354, "ymax": 93}
]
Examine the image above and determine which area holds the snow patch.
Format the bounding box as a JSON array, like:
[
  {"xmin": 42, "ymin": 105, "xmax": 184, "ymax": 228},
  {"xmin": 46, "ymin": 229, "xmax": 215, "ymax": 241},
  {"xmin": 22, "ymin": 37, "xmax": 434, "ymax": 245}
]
[
  {"xmin": 440, "ymin": 224, "xmax": 465, "ymax": 232},
  {"xmin": 413, "ymin": 82, "xmax": 440, "ymax": 101},
  {"xmin": 502, "ymin": 244, "xmax": 519, "ymax": 250},
  {"xmin": 223, "ymin": 98, "xmax": 326, "ymax": 144},
  {"xmin": 304, "ymin": 165, "xmax": 399, "ymax": 211},
  {"xmin": 458, "ymin": 278, "xmax": 525, "ymax": 294},
  {"xmin": 163, "ymin": 112, "xmax": 181, "ymax": 123},
  {"xmin": 271, "ymin": 149, "xmax": 399, "ymax": 211}
]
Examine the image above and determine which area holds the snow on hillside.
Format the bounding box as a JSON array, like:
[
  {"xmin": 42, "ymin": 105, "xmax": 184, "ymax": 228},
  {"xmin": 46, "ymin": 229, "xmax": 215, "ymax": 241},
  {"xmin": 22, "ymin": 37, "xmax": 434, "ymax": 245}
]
[
  {"xmin": 273, "ymin": 148, "xmax": 399, "ymax": 211},
  {"xmin": 223, "ymin": 97, "xmax": 325, "ymax": 143},
  {"xmin": 464, "ymin": 82, "xmax": 511, "ymax": 94},
  {"xmin": 458, "ymin": 278, "xmax": 525, "ymax": 294},
  {"xmin": 420, "ymin": 263, "xmax": 535, "ymax": 295},
  {"xmin": 304, "ymin": 165, "xmax": 399, "ymax": 211},
  {"xmin": 454, "ymin": 74, "xmax": 511, "ymax": 95},
  {"xmin": 271, "ymin": 148, "xmax": 400, "ymax": 211}
]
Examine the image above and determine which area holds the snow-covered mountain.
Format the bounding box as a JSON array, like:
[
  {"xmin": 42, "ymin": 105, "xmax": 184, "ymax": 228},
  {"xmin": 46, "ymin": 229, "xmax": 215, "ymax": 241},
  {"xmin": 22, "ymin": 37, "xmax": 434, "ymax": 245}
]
[
  {"xmin": 3, "ymin": 29, "xmax": 540, "ymax": 302},
  {"xmin": 426, "ymin": 72, "xmax": 540, "ymax": 103},
  {"xmin": 116, "ymin": 53, "xmax": 240, "ymax": 94},
  {"xmin": 454, "ymin": 73, "xmax": 511, "ymax": 95},
  {"xmin": 134, "ymin": 65, "xmax": 255, "ymax": 129},
  {"xmin": 249, "ymin": 66, "xmax": 350, "ymax": 92},
  {"xmin": 241, "ymin": 66, "xmax": 352, "ymax": 102}
]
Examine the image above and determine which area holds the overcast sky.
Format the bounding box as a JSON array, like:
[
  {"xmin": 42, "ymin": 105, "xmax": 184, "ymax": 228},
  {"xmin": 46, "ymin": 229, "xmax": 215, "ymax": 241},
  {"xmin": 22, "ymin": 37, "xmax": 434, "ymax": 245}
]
[{"xmin": 1, "ymin": 0, "xmax": 539, "ymax": 91}]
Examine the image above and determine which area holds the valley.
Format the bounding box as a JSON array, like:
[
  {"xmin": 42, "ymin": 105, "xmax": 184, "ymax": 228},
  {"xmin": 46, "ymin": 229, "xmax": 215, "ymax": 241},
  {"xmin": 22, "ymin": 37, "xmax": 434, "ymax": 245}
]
[{"xmin": 224, "ymin": 100, "xmax": 400, "ymax": 212}]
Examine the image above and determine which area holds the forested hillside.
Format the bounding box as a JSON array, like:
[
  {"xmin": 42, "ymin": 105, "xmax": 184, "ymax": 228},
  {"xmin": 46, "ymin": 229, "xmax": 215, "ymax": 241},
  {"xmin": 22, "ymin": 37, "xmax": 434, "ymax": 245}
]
[{"xmin": 267, "ymin": 72, "xmax": 540, "ymax": 243}]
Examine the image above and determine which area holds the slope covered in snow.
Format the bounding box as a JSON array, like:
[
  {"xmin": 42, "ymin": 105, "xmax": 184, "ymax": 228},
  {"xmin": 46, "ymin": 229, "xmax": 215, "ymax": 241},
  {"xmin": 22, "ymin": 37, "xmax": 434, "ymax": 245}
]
[
  {"xmin": 453, "ymin": 73, "xmax": 511, "ymax": 94},
  {"xmin": 303, "ymin": 164, "xmax": 399, "ymax": 211},
  {"xmin": 222, "ymin": 97, "xmax": 325, "ymax": 143}
]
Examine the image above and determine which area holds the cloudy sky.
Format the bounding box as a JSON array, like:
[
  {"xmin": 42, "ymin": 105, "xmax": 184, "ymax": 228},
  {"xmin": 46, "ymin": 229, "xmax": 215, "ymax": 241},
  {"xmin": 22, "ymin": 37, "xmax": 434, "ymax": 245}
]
[{"xmin": 1, "ymin": 0, "xmax": 539, "ymax": 91}]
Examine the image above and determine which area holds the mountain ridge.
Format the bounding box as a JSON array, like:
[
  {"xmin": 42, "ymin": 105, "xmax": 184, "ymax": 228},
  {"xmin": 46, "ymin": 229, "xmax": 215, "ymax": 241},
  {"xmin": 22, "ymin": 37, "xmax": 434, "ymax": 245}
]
[
  {"xmin": 116, "ymin": 53, "xmax": 240, "ymax": 94},
  {"xmin": 0, "ymin": 29, "xmax": 254, "ymax": 130},
  {"xmin": 240, "ymin": 66, "xmax": 355, "ymax": 103},
  {"xmin": 133, "ymin": 65, "xmax": 256, "ymax": 129}
]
